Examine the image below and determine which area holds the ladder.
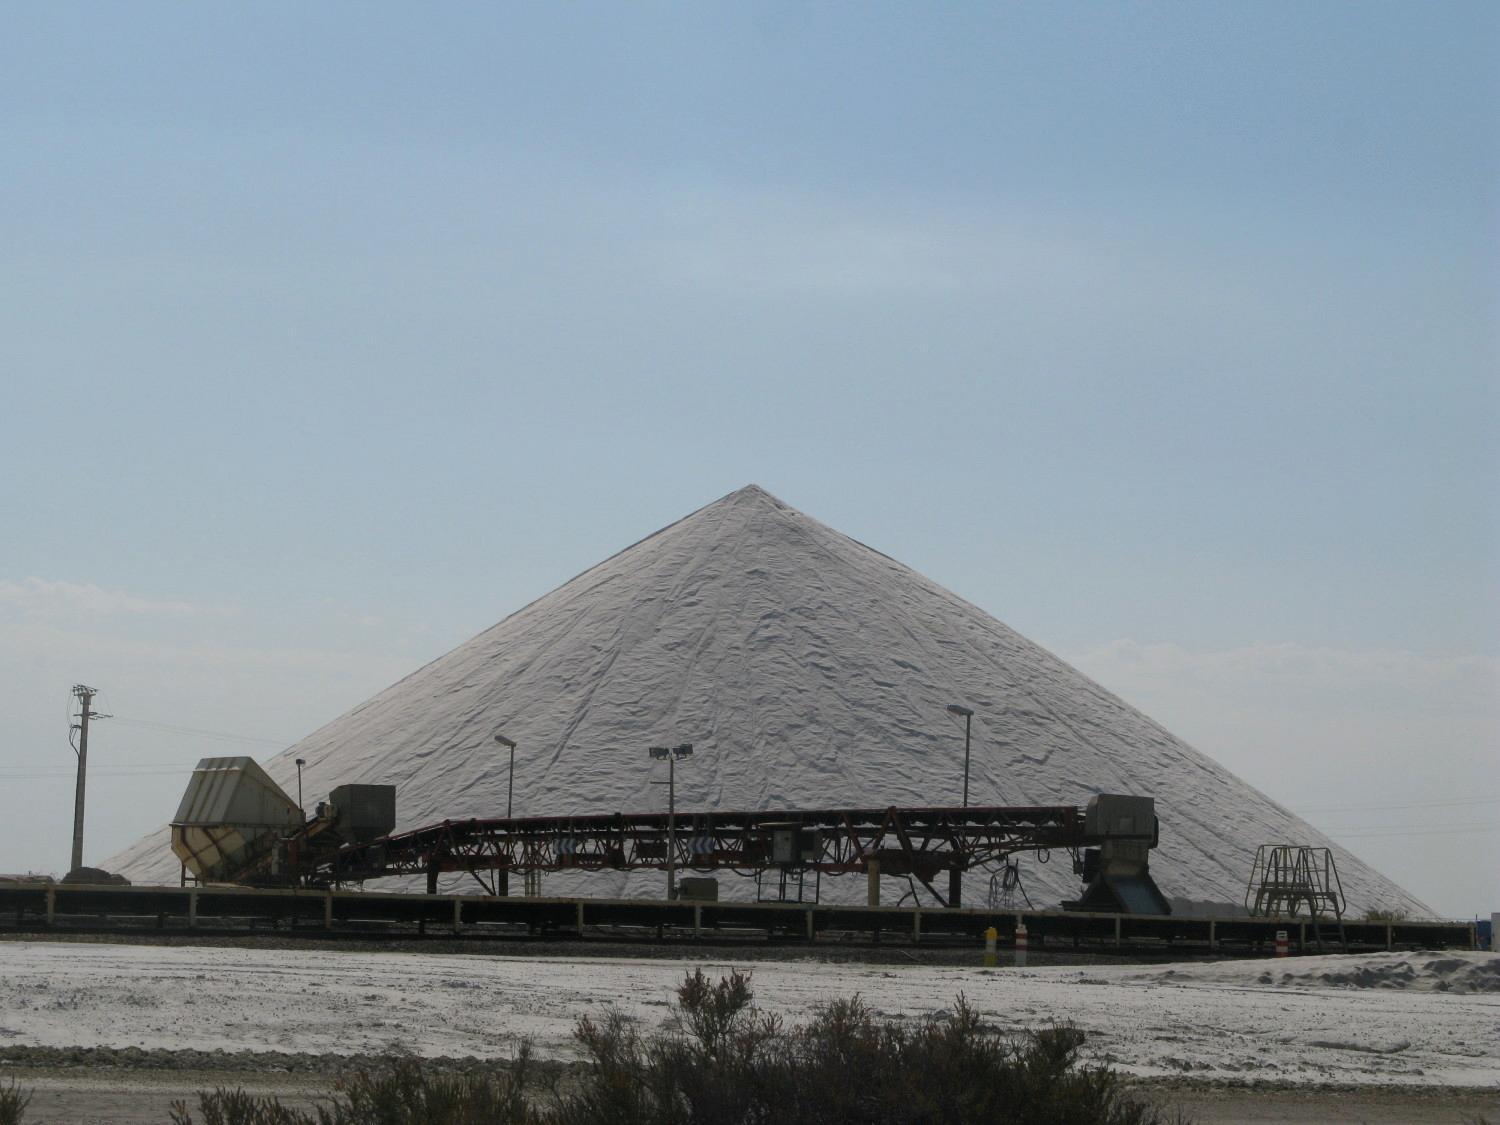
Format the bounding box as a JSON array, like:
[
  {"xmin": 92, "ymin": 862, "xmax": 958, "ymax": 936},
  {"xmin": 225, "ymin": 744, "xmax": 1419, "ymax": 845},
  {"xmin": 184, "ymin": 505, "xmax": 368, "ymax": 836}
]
[{"xmin": 1245, "ymin": 844, "xmax": 1348, "ymax": 953}]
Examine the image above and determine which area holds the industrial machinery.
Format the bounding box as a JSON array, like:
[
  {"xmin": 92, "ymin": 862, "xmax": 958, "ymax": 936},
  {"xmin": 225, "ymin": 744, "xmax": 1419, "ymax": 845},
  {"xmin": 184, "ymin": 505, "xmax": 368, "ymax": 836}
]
[
  {"xmin": 170, "ymin": 757, "xmax": 394, "ymax": 885},
  {"xmin": 168, "ymin": 761, "xmax": 1170, "ymax": 913},
  {"xmin": 170, "ymin": 757, "xmax": 303, "ymax": 882},
  {"xmin": 1065, "ymin": 794, "xmax": 1171, "ymax": 914}
]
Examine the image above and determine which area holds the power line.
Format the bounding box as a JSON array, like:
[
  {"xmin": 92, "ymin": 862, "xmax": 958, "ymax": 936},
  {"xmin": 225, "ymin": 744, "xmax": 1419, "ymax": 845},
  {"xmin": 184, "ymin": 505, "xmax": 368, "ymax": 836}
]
[
  {"xmin": 0, "ymin": 766, "xmax": 193, "ymax": 778},
  {"xmin": 1294, "ymin": 795, "xmax": 1500, "ymax": 814},
  {"xmin": 1326, "ymin": 824, "xmax": 1498, "ymax": 839},
  {"xmin": 108, "ymin": 717, "xmax": 290, "ymax": 747}
]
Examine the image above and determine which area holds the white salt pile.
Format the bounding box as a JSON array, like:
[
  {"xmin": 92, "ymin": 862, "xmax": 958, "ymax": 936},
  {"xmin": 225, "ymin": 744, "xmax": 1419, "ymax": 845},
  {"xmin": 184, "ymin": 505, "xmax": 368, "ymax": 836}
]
[
  {"xmin": 1128, "ymin": 951, "xmax": 1499, "ymax": 993},
  {"xmin": 107, "ymin": 486, "xmax": 1430, "ymax": 916}
]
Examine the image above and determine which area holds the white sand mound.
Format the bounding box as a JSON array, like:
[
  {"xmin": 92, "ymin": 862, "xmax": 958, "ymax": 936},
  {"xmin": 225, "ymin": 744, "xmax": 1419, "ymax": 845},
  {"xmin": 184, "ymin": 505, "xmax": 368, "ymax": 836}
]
[
  {"xmin": 1126, "ymin": 951, "xmax": 1499, "ymax": 994},
  {"xmin": 1298, "ymin": 953, "xmax": 1500, "ymax": 994}
]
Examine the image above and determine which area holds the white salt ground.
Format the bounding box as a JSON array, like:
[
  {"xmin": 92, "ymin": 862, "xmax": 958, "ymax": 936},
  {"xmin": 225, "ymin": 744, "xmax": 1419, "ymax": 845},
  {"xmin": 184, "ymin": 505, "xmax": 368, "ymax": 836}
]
[{"xmin": 0, "ymin": 942, "xmax": 1494, "ymax": 1088}]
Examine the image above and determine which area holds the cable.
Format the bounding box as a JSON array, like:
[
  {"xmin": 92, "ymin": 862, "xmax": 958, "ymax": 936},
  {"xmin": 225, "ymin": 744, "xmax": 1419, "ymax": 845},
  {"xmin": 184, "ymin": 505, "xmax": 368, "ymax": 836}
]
[
  {"xmin": 1325, "ymin": 824, "xmax": 1498, "ymax": 839},
  {"xmin": 0, "ymin": 768, "xmax": 193, "ymax": 779},
  {"xmin": 1294, "ymin": 795, "xmax": 1500, "ymax": 814},
  {"xmin": 109, "ymin": 717, "xmax": 291, "ymax": 747},
  {"xmin": 0, "ymin": 762, "xmax": 199, "ymax": 777}
]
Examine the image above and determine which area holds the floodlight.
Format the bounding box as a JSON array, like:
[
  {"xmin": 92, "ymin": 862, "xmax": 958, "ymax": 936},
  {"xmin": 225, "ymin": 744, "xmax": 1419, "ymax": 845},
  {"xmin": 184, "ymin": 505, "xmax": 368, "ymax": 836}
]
[
  {"xmin": 494, "ymin": 733, "xmax": 518, "ymax": 817},
  {"xmin": 946, "ymin": 704, "xmax": 973, "ymax": 717},
  {"xmin": 646, "ymin": 741, "xmax": 697, "ymax": 901}
]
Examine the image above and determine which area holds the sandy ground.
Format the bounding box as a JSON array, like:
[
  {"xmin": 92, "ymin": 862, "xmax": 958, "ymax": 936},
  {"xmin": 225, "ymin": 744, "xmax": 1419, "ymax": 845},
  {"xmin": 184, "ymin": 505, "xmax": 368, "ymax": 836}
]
[{"xmin": 0, "ymin": 941, "xmax": 1495, "ymax": 1121}]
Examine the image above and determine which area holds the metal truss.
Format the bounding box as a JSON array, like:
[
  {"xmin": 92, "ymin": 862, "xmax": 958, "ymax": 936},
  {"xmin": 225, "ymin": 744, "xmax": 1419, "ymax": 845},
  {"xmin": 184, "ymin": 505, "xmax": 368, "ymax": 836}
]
[{"xmin": 310, "ymin": 804, "xmax": 1087, "ymax": 906}]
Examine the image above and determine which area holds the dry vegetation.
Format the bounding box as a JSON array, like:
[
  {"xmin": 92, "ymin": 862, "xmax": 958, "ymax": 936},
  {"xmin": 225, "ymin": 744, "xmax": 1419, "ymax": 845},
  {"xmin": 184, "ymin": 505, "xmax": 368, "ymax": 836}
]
[
  {"xmin": 142, "ymin": 969, "xmax": 1181, "ymax": 1125},
  {"xmin": 0, "ymin": 1080, "xmax": 31, "ymax": 1125}
]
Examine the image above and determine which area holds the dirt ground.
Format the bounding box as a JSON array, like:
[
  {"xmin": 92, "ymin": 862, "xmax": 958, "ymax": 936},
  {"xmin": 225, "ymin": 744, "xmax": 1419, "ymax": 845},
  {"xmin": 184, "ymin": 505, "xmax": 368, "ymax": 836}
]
[
  {"xmin": 4, "ymin": 1068, "xmax": 1496, "ymax": 1125},
  {"xmin": 1141, "ymin": 1081, "xmax": 1497, "ymax": 1124},
  {"xmin": 4, "ymin": 1069, "xmax": 328, "ymax": 1125}
]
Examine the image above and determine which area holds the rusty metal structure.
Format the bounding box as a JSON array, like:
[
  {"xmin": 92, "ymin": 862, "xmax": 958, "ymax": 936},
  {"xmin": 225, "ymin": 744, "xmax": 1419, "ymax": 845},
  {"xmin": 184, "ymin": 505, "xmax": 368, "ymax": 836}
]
[
  {"xmin": 1244, "ymin": 843, "xmax": 1347, "ymax": 950},
  {"xmin": 330, "ymin": 803, "xmax": 1090, "ymax": 907},
  {"xmin": 168, "ymin": 758, "xmax": 1170, "ymax": 913}
]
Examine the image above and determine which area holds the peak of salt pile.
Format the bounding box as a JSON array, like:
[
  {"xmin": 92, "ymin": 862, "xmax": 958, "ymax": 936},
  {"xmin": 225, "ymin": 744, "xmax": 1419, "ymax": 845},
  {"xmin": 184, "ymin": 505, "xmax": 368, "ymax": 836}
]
[{"xmin": 109, "ymin": 485, "xmax": 1430, "ymax": 915}]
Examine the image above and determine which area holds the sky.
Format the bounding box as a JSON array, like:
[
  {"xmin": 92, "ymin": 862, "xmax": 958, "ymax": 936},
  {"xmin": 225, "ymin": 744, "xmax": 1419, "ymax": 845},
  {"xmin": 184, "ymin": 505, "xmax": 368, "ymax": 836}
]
[{"xmin": 1, "ymin": 3, "xmax": 1495, "ymax": 917}]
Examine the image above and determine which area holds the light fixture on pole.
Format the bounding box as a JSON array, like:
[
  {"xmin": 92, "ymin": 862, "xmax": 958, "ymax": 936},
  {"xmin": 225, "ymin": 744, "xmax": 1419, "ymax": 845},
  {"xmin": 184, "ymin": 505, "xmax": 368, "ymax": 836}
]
[
  {"xmin": 295, "ymin": 758, "xmax": 306, "ymax": 819},
  {"xmin": 648, "ymin": 742, "xmax": 694, "ymax": 901},
  {"xmin": 494, "ymin": 733, "xmax": 517, "ymax": 819},
  {"xmin": 946, "ymin": 704, "xmax": 974, "ymax": 807}
]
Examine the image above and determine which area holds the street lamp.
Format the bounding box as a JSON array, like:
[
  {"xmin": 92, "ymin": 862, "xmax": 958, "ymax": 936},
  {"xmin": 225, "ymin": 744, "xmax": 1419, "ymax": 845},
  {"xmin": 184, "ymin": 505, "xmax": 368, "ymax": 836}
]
[
  {"xmin": 946, "ymin": 705, "xmax": 973, "ymax": 807},
  {"xmin": 494, "ymin": 733, "xmax": 517, "ymax": 818},
  {"xmin": 649, "ymin": 742, "xmax": 694, "ymax": 900},
  {"xmin": 295, "ymin": 758, "xmax": 306, "ymax": 820}
]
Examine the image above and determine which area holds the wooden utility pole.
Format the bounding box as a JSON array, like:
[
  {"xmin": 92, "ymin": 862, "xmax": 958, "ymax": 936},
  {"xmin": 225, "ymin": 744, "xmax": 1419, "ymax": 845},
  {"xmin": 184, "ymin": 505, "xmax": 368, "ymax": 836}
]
[{"xmin": 69, "ymin": 684, "xmax": 108, "ymax": 873}]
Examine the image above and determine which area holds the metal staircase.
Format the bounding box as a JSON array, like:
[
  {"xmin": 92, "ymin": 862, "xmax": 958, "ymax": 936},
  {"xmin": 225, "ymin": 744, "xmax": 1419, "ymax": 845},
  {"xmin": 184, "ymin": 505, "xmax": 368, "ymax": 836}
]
[{"xmin": 1245, "ymin": 844, "xmax": 1347, "ymax": 952}]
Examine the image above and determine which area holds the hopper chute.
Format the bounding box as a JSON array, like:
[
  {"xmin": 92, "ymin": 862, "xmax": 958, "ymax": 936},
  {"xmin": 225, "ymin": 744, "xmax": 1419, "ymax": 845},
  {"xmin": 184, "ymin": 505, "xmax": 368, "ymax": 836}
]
[{"xmin": 170, "ymin": 756, "xmax": 302, "ymax": 882}]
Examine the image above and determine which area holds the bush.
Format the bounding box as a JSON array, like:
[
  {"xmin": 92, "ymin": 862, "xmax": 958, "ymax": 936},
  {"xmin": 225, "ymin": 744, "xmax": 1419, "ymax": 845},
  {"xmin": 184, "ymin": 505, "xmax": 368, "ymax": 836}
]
[
  {"xmin": 168, "ymin": 1087, "xmax": 316, "ymax": 1125},
  {"xmin": 175, "ymin": 970, "xmax": 1183, "ymax": 1125},
  {"xmin": 0, "ymin": 1081, "xmax": 30, "ymax": 1125},
  {"xmin": 559, "ymin": 968, "xmax": 1177, "ymax": 1125},
  {"xmin": 168, "ymin": 1050, "xmax": 544, "ymax": 1125}
]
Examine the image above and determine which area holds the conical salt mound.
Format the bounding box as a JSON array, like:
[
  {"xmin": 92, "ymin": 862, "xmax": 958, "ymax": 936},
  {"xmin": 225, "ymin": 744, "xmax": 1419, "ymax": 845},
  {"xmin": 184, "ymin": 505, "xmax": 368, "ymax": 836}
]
[{"xmin": 109, "ymin": 485, "xmax": 1430, "ymax": 915}]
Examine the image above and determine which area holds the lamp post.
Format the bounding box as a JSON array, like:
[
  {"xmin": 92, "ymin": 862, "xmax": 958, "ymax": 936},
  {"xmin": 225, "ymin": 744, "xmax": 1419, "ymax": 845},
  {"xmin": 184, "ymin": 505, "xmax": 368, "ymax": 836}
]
[
  {"xmin": 494, "ymin": 733, "xmax": 517, "ymax": 818},
  {"xmin": 945, "ymin": 705, "xmax": 975, "ymax": 908},
  {"xmin": 946, "ymin": 704, "xmax": 974, "ymax": 807},
  {"xmin": 295, "ymin": 758, "xmax": 306, "ymax": 820},
  {"xmin": 649, "ymin": 742, "xmax": 694, "ymax": 900}
]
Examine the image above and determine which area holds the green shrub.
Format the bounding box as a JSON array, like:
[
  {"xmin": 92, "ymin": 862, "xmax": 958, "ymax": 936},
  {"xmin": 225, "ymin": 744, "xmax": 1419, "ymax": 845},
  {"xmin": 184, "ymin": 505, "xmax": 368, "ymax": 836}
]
[
  {"xmin": 0, "ymin": 1080, "xmax": 31, "ymax": 1125},
  {"xmin": 174, "ymin": 970, "xmax": 1183, "ymax": 1125}
]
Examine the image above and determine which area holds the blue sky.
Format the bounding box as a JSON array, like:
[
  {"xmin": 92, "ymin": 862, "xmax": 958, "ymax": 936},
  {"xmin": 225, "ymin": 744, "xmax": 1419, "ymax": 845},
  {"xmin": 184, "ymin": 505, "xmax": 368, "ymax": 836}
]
[{"xmin": 2, "ymin": 3, "xmax": 1496, "ymax": 914}]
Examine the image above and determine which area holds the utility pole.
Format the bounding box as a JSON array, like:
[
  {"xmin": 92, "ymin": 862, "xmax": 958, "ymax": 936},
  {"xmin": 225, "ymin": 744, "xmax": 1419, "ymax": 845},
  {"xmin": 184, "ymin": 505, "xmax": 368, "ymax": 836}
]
[{"xmin": 69, "ymin": 684, "xmax": 109, "ymax": 873}]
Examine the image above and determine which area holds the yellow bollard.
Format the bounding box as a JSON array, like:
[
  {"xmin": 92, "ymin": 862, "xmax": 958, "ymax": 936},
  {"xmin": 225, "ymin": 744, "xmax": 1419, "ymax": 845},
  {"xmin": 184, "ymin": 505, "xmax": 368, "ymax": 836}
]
[{"xmin": 983, "ymin": 925, "xmax": 998, "ymax": 967}]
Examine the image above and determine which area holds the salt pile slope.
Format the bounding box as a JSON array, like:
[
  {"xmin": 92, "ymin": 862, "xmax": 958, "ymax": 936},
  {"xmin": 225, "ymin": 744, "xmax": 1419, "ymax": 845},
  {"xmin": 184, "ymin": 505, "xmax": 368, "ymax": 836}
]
[{"xmin": 109, "ymin": 485, "xmax": 1430, "ymax": 915}]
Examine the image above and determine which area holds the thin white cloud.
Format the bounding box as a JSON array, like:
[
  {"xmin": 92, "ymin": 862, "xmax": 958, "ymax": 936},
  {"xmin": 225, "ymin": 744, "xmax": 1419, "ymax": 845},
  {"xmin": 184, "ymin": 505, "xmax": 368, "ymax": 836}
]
[
  {"xmin": 1070, "ymin": 638, "xmax": 1499, "ymax": 712},
  {"xmin": 0, "ymin": 619, "xmax": 410, "ymax": 678},
  {"xmin": 642, "ymin": 195, "xmax": 1101, "ymax": 299},
  {"xmin": 0, "ymin": 577, "xmax": 221, "ymax": 619}
]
